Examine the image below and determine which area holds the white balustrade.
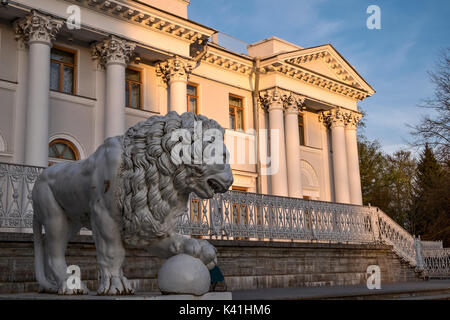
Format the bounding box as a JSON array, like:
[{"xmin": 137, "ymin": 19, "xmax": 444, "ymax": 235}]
[{"xmin": 0, "ymin": 161, "xmax": 448, "ymax": 277}]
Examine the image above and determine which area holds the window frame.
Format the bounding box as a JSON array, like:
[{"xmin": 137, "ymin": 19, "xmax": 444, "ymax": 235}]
[
  {"xmin": 48, "ymin": 138, "xmax": 80, "ymax": 162},
  {"xmin": 125, "ymin": 66, "xmax": 143, "ymax": 110},
  {"xmin": 187, "ymin": 82, "xmax": 199, "ymax": 114},
  {"xmin": 298, "ymin": 112, "xmax": 306, "ymax": 146},
  {"xmin": 229, "ymin": 94, "xmax": 245, "ymax": 131},
  {"xmin": 50, "ymin": 45, "xmax": 77, "ymax": 95}
]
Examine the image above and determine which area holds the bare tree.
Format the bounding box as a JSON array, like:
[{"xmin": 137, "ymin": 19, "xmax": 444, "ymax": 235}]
[{"xmin": 410, "ymin": 48, "xmax": 450, "ymax": 161}]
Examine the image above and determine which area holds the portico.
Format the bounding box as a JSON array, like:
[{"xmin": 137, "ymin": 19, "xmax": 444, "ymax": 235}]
[{"xmin": 1, "ymin": 1, "xmax": 374, "ymax": 206}]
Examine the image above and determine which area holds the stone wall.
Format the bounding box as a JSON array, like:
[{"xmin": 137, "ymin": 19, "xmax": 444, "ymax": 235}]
[{"xmin": 0, "ymin": 233, "xmax": 421, "ymax": 294}]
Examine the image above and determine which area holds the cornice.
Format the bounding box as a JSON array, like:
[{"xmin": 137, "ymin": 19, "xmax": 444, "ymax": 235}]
[
  {"xmin": 260, "ymin": 45, "xmax": 375, "ymax": 101},
  {"xmin": 65, "ymin": 0, "xmax": 213, "ymax": 44},
  {"xmin": 261, "ymin": 61, "xmax": 369, "ymax": 101},
  {"xmin": 200, "ymin": 46, "xmax": 253, "ymax": 76},
  {"xmin": 285, "ymin": 51, "xmax": 360, "ymax": 88}
]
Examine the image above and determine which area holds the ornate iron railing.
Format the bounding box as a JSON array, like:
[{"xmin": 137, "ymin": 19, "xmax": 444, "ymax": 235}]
[
  {"xmin": 374, "ymin": 207, "xmax": 417, "ymax": 266},
  {"xmin": 0, "ymin": 161, "xmax": 449, "ymax": 277},
  {"xmin": 0, "ymin": 162, "xmax": 42, "ymax": 230},
  {"xmin": 181, "ymin": 191, "xmax": 378, "ymax": 244},
  {"xmin": 422, "ymin": 248, "xmax": 450, "ymax": 278}
]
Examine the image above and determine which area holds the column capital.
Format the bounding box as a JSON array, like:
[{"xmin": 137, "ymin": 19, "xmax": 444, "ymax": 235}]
[
  {"xmin": 319, "ymin": 107, "xmax": 346, "ymax": 128},
  {"xmin": 155, "ymin": 56, "xmax": 194, "ymax": 84},
  {"xmin": 283, "ymin": 92, "xmax": 305, "ymax": 114},
  {"xmin": 344, "ymin": 111, "xmax": 362, "ymax": 130},
  {"xmin": 259, "ymin": 87, "xmax": 284, "ymax": 112},
  {"xmin": 14, "ymin": 10, "xmax": 64, "ymax": 46},
  {"xmin": 259, "ymin": 88, "xmax": 305, "ymax": 113},
  {"xmin": 91, "ymin": 35, "xmax": 136, "ymax": 68}
]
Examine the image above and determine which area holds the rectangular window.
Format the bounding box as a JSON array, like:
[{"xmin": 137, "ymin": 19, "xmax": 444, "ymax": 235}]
[
  {"xmin": 125, "ymin": 67, "xmax": 142, "ymax": 109},
  {"xmin": 298, "ymin": 113, "xmax": 305, "ymax": 146},
  {"xmin": 50, "ymin": 47, "xmax": 76, "ymax": 94},
  {"xmin": 229, "ymin": 95, "xmax": 244, "ymax": 130},
  {"xmin": 187, "ymin": 83, "xmax": 198, "ymax": 114}
]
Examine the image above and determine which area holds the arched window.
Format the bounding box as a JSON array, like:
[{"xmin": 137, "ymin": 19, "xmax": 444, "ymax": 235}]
[{"xmin": 48, "ymin": 139, "xmax": 80, "ymax": 161}]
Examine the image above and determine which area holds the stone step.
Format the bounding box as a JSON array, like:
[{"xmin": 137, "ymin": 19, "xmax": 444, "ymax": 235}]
[
  {"xmin": 232, "ymin": 280, "xmax": 450, "ymax": 300},
  {"xmin": 395, "ymin": 293, "xmax": 450, "ymax": 300}
]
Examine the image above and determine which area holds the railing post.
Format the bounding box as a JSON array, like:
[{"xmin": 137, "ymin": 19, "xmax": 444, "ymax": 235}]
[
  {"xmin": 414, "ymin": 236, "xmax": 425, "ymax": 271},
  {"xmin": 370, "ymin": 207, "xmax": 380, "ymax": 243}
]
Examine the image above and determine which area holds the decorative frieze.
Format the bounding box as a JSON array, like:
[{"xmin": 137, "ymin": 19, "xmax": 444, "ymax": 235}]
[
  {"xmin": 262, "ymin": 52, "xmax": 370, "ymax": 101},
  {"xmin": 65, "ymin": 0, "xmax": 212, "ymax": 44},
  {"xmin": 201, "ymin": 51, "xmax": 253, "ymax": 75},
  {"xmin": 91, "ymin": 35, "xmax": 136, "ymax": 67},
  {"xmin": 155, "ymin": 56, "xmax": 194, "ymax": 83},
  {"xmin": 14, "ymin": 10, "xmax": 64, "ymax": 45},
  {"xmin": 286, "ymin": 51, "xmax": 358, "ymax": 87}
]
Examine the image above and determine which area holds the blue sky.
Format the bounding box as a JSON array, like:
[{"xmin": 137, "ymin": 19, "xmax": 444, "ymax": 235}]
[{"xmin": 188, "ymin": 0, "xmax": 450, "ymax": 155}]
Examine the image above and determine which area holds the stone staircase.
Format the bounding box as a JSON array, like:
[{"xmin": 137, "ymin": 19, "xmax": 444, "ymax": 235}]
[{"xmin": 0, "ymin": 233, "xmax": 423, "ymax": 294}]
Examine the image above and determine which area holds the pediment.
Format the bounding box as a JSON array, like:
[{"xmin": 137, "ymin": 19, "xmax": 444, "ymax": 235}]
[{"xmin": 278, "ymin": 44, "xmax": 374, "ymax": 94}]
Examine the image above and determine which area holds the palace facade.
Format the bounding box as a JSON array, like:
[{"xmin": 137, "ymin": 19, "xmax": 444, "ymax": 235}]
[{"xmin": 0, "ymin": 0, "xmax": 375, "ymax": 205}]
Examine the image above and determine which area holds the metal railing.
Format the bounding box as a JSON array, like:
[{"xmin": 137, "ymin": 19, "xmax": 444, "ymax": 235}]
[
  {"xmin": 0, "ymin": 161, "xmax": 449, "ymax": 277},
  {"xmin": 0, "ymin": 162, "xmax": 42, "ymax": 230},
  {"xmin": 422, "ymin": 248, "xmax": 450, "ymax": 278}
]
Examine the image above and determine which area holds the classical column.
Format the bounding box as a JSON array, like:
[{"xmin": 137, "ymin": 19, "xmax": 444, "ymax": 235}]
[
  {"xmin": 92, "ymin": 36, "xmax": 136, "ymax": 138},
  {"xmin": 320, "ymin": 107, "xmax": 350, "ymax": 204},
  {"xmin": 156, "ymin": 74, "xmax": 168, "ymax": 115},
  {"xmin": 14, "ymin": 11, "xmax": 63, "ymax": 167},
  {"xmin": 156, "ymin": 56, "xmax": 193, "ymax": 114},
  {"xmin": 344, "ymin": 111, "xmax": 363, "ymax": 205},
  {"xmin": 259, "ymin": 88, "xmax": 289, "ymax": 197},
  {"xmin": 12, "ymin": 39, "xmax": 28, "ymax": 164},
  {"xmin": 257, "ymin": 102, "xmax": 269, "ymax": 194},
  {"xmin": 283, "ymin": 93, "xmax": 304, "ymax": 198},
  {"xmin": 92, "ymin": 59, "xmax": 106, "ymax": 149}
]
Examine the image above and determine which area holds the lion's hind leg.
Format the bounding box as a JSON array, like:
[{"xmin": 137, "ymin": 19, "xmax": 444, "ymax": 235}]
[{"xmin": 34, "ymin": 183, "xmax": 88, "ymax": 295}]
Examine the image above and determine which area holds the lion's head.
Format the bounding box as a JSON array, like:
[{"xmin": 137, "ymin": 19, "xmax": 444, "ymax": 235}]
[{"xmin": 117, "ymin": 112, "xmax": 233, "ymax": 244}]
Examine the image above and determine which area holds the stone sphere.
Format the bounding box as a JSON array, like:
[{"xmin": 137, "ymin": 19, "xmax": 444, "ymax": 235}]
[{"xmin": 157, "ymin": 254, "xmax": 211, "ymax": 296}]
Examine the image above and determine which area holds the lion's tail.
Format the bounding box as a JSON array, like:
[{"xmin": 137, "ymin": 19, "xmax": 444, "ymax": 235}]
[{"xmin": 33, "ymin": 215, "xmax": 53, "ymax": 291}]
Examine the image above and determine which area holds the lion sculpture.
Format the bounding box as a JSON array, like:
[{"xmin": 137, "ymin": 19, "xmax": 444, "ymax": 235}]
[{"xmin": 32, "ymin": 112, "xmax": 233, "ymax": 295}]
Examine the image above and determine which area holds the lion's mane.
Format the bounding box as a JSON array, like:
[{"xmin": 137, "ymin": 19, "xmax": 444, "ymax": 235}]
[{"xmin": 116, "ymin": 111, "xmax": 224, "ymax": 245}]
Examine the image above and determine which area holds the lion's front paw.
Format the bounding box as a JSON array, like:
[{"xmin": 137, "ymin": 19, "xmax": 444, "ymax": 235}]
[
  {"xmin": 97, "ymin": 275, "xmax": 134, "ymax": 295},
  {"xmin": 57, "ymin": 280, "xmax": 89, "ymax": 295},
  {"xmin": 183, "ymin": 239, "xmax": 217, "ymax": 270}
]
